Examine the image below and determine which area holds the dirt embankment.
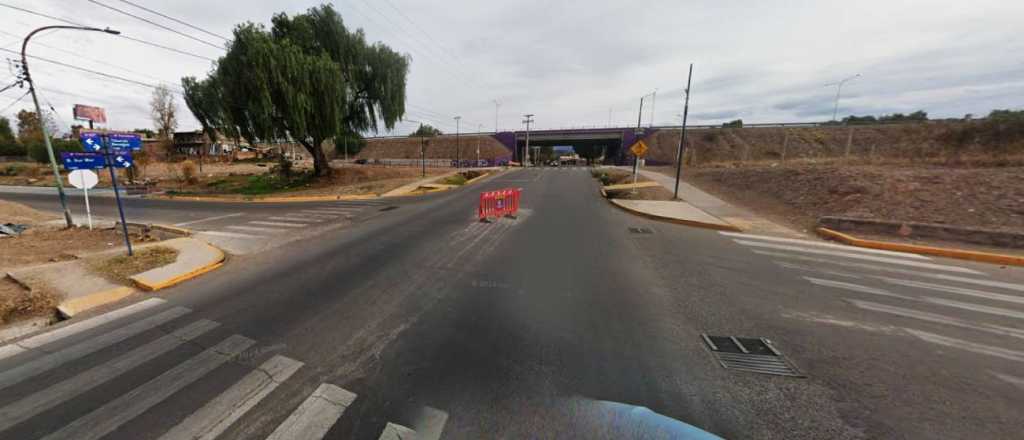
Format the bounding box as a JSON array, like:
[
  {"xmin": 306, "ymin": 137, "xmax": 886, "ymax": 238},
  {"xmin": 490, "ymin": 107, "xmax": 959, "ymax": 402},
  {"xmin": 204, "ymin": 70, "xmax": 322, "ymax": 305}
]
[
  {"xmin": 359, "ymin": 135, "xmax": 510, "ymax": 160},
  {"xmin": 656, "ymin": 162, "xmax": 1024, "ymax": 234}
]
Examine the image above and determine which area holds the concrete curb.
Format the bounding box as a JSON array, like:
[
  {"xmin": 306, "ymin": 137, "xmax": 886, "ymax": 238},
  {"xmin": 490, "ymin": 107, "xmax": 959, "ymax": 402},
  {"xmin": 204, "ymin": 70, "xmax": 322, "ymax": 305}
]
[
  {"xmin": 129, "ymin": 239, "xmax": 227, "ymax": 291},
  {"xmin": 57, "ymin": 286, "xmax": 136, "ymax": 318},
  {"xmin": 602, "ymin": 198, "xmax": 741, "ymax": 233},
  {"xmin": 817, "ymin": 227, "xmax": 1024, "ymax": 267},
  {"xmin": 147, "ymin": 193, "xmax": 380, "ymax": 203},
  {"xmin": 602, "ymin": 181, "xmax": 661, "ymax": 191}
]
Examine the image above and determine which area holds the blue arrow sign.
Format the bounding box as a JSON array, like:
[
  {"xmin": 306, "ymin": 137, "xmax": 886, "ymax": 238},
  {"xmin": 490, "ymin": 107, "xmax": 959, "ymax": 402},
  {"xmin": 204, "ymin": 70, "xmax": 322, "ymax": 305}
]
[
  {"xmin": 79, "ymin": 131, "xmax": 103, "ymax": 152},
  {"xmin": 108, "ymin": 133, "xmax": 142, "ymax": 150},
  {"xmin": 111, "ymin": 151, "xmax": 133, "ymax": 168},
  {"xmin": 60, "ymin": 152, "xmax": 106, "ymax": 170}
]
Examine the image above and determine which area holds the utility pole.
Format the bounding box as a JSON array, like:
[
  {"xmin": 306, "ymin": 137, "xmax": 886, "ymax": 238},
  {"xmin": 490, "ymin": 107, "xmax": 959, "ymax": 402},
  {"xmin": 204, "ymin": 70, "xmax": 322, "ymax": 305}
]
[
  {"xmin": 476, "ymin": 124, "xmax": 482, "ymax": 167},
  {"xmin": 650, "ymin": 88, "xmax": 658, "ymax": 127},
  {"xmin": 522, "ymin": 114, "xmax": 534, "ymax": 167},
  {"xmin": 633, "ymin": 96, "xmax": 644, "ymax": 177},
  {"xmin": 454, "ymin": 116, "xmax": 461, "ymax": 169},
  {"xmin": 674, "ymin": 64, "xmax": 694, "ymax": 200},
  {"xmin": 493, "ymin": 99, "xmax": 501, "ymax": 132},
  {"xmin": 421, "ymin": 137, "xmax": 428, "ymax": 177},
  {"xmin": 825, "ymin": 74, "xmax": 860, "ymax": 122},
  {"xmin": 21, "ymin": 25, "xmax": 120, "ymax": 228},
  {"xmin": 608, "ymin": 107, "xmax": 612, "ymax": 127}
]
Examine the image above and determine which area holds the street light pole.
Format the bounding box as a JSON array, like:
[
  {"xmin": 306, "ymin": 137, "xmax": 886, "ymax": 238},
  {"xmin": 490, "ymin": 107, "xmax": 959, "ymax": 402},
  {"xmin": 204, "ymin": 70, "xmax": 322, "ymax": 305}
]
[
  {"xmin": 493, "ymin": 100, "xmax": 501, "ymax": 132},
  {"xmin": 522, "ymin": 114, "xmax": 534, "ymax": 167},
  {"xmin": 21, "ymin": 25, "xmax": 120, "ymax": 228},
  {"xmin": 476, "ymin": 123, "xmax": 482, "ymax": 167},
  {"xmin": 674, "ymin": 64, "xmax": 694, "ymax": 200},
  {"xmin": 650, "ymin": 88, "xmax": 658, "ymax": 127},
  {"xmin": 826, "ymin": 74, "xmax": 860, "ymax": 122},
  {"xmin": 454, "ymin": 116, "xmax": 461, "ymax": 169}
]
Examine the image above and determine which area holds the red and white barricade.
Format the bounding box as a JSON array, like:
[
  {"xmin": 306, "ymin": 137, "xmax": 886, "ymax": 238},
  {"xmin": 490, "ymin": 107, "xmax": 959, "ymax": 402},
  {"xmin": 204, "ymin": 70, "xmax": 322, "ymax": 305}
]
[{"xmin": 478, "ymin": 188, "xmax": 521, "ymax": 221}]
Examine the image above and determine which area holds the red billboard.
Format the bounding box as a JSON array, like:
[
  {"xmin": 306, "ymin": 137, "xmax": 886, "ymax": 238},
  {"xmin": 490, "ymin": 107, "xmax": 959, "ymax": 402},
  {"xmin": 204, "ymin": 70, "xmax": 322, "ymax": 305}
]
[{"xmin": 73, "ymin": 104, "xmax": 107, "ymax": 124}]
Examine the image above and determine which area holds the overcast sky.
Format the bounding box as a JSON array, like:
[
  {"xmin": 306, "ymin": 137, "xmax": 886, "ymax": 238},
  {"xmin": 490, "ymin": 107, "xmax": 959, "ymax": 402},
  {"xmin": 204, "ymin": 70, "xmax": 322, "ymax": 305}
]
[{"xmin": 1, "ymin": 0, "xmax": 1021, "ymax": 137}]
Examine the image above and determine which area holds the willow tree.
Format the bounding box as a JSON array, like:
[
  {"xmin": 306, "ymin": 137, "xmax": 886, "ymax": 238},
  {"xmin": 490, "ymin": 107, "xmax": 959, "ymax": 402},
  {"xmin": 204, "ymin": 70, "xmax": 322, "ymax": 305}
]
[{"xmin": 182, "ymin": 4, "xmax": 408, "ymax": 176}]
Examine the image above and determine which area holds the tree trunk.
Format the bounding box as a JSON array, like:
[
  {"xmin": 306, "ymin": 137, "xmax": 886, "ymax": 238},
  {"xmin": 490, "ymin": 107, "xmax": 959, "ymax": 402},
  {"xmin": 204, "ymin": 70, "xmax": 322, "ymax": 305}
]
[{"xmin": 298, "ymin": 138, "xmax": 330, "ymax": 177}]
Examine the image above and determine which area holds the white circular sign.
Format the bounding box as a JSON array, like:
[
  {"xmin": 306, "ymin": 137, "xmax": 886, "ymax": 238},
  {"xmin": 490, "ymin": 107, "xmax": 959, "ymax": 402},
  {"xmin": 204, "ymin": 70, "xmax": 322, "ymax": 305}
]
[{"xmin": 68, "ymin": 169, "xmax": 99, "ymax": 189}]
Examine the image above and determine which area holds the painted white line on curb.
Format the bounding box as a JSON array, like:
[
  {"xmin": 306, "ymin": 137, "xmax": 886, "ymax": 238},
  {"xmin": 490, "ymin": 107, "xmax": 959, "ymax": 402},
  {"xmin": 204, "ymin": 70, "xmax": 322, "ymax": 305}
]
[
  {"xmin": 0, "ymin": 307, "xmax": 190, "ymax": 391},
  {"xmin": 266, "ymin": 383, "xmax": 357, "ymax": 440},
  {"xmin": 159, "ymin": 355, "xmax": 304, "ymax": 440},
  {"xmin": 0, "ymin": 298, "xmax": 166, "ymax": 361},
  {"xmin": 0, "ymin": 320, "xmax": 218, "ymax": 433},
  {"xmin": 174, "ymin": 213, "xmax": 244, "ymax": 227},
  {"xmin": 42, "ymin": 334, "xmax": 254, "ymax": 440},
  {"xmin": 722, "ymin": 231, "xmax": 931, "ymax": 259},
  {"xmin": 737, "ymin": 240, "xmax": 984, "ymax": 274}
]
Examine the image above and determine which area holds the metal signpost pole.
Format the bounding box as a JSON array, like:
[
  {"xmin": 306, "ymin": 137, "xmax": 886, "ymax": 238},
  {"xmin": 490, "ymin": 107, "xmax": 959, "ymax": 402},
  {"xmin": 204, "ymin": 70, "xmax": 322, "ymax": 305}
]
[
  {"xmin": 674, "ymin": 64, "xmax": 694, "ymax": 200},
  {"xmin": 633, "ymin": 96, "xmax": 645, "ymax": 191},
  {"xmin": 104, "ymin": 134, "xmax": 133, "ymax": 256}
]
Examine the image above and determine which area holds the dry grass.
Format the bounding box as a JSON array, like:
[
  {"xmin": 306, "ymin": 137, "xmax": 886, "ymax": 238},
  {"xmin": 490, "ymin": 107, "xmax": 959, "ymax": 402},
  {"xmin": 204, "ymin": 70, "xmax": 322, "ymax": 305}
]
[
  {"xmin": 0, "ymin": 276, "xmax": 59, "ymax": 324},
  {"xmin": 0, "ymin": 226, "xmax": 153, "ymax": 270},
  {"xmin": 88, "ymin": 246, "xmax": 179, "ymax": 285},
  {"xmin": 0, "ymin": 199, "xmax": 57, "ymax": 225}
]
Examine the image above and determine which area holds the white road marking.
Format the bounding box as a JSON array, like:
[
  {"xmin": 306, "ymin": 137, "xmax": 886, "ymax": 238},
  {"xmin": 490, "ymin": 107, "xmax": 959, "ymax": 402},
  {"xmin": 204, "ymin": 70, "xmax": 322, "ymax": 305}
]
[
  {"xmin": 849, "ymin": 299, "xmax": 1024, "ymax": 340},
  {"xmin": 302, "ymin": 209, "xmax": 354, "ymax": 215},
  {"xmin": 249, "ymin": 221, "xmax": 309, "ymax": 228},
  {"xmin": 412, "ymin": 406, "xmax": 449, "ymax": 440},
  {"xmin": 754, "ymin": 251, "xmax": 1019, "ymax": 291},
  {"xmin": 776, "ymin": 261, "xmax": 863, "ymax": 279},
  {"xmin": 266, "ymin": 383, "xmax": 357, "ymax": 440},
  {"xmin": 159, "ymin": 355, "xmax": 304, "ymax": 440},
  {"xmin": 904, "ymin": 328, "xmax": 1024, "ymax": 363},
  {"xmin": 736, "ymin": 240, "xmax": 984, "ymax": 274},
  {"xmin": 807, "ymin": 277, "xmax": 1024, "ymax": 320},
  {"xmin": 0, "ymin": 298, "xmax": 166, "ymax": 360},
  {"xmin": 879, "ymin": 277, "xmax": 1024, "ymax": 305},
  {"xmin": 991, "ymin": 372, "xmax": 1024, "ymax": 390},
  {"xmin": 804, "ymin": 277, "xmax": 913, "ymax": 299},
  {"xmin": 378, "ymin": 422, "xmax": 416, "ymax": 440},
  {"xmin": 227, "ymin": 225, "xmax": 287, "ymax": 233},
  {"xmin": 268, "ymin": 216, "xmax": 324, "ymax": 222},
  {"xmin": 199, "ymin": 230, "xmax": 260, "ymax": 239},
  {"xmin": 0, "ymin": 320, "xmax": 219, "ymax": 433},
  {"xmin": 299, "ymin": 211, "xmax": 342, "ymax": 218},
  {"xmin": 722, "ymin": 231, "xmax": 931, "ymax": 259},
  {"xmin": 174, "ymin": 213, "xmax": 244, "ymax": 227},
  {"xmin": 0, "ymin": 307, "xmax": 190, "ymax": 391},
  {"xmin": 42, "ymin": 334, "xmax": 254, "ymax": 440},
  {"xmin": 308, "ymin": 207, "xmax": 361, "ymax": 213}
]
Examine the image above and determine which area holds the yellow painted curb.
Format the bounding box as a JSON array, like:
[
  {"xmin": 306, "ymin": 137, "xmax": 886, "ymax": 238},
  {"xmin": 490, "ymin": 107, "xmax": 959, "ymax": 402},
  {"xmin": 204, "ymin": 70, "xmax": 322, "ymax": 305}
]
[
  {"xmin": 606, "ymin": 198, "xmax": 743, "ymax": 232},
  {"xmin": 130, "ymin": 244, "xmax": 227, "ymax": 291},
  {"xmin": 816, "ymin": 227, "xmax": 1024, "ymax": 267},
  {"xmin": 602, "ymin": 181, "xmax": 661, "ymax": 191},
  {"xmin": 57, "ymin": 286, "xmax": 135, "ymax": 318}
]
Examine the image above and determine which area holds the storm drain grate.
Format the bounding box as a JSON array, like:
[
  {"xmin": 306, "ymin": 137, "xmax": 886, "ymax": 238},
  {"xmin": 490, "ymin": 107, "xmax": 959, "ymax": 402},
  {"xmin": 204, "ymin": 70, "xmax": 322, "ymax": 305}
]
[
  {"xmin": 628, "ymin": 227, "xmax": 654, "ymax": 234},
  {"xmin": 379, "ymin": 206, "xmax": 399, "ymax": 212},
  {"xmin": 701, "ymin": 334, "xmax": 804, "ymax": 377}
]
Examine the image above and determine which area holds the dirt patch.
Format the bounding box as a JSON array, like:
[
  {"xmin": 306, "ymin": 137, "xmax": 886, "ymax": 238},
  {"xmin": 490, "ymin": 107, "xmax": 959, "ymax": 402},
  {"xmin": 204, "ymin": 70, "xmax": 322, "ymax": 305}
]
[
  {"xmin": 0, "ymin": 276, "xmax": 59, "ymax": 324},
  {"xmin": 437, "ymin": 170, "xmax": 485, "ymax": 186},
  {"xmin": 87, "ymin": 246, "xmax": 179, "ymax": 285},
  {"xmin": 0, "ymin": 226, "xmax": 151, "ymax": 270},
  {"xmin": 649, "ymin": 162, "xmax": 1024, "ymax": 234},
  {"xmin": 163, "ymin": 165, "xmax": 446, "ymax": 197},
  {"xmin": 0, "ymin": 199, "xmax": 58, "ymax": 225},
  {"xmin": 595, "ymin": 169, "xmax": 675, "ymax": 201}
]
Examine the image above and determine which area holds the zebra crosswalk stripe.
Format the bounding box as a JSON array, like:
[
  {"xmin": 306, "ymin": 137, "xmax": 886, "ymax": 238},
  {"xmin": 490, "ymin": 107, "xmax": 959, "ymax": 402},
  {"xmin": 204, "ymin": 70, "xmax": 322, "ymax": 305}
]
[
  {"xmin": 735, "ymin": 240, "xmax": 983, "ymax": 274},
  {"xmin": 266, "ymin": 383, "xmax": 357, "ymax": 440},
  {"xmin": 0, "ymin": 319, "xmax": 219, "ymax": 433},
  {"xmin": 378, "ymin": 422, "xmax": 416, "ymax": 440},
  {"xmin": 249, "ymin": 221, "xmax": 309, "ymax": 228},
  {"xmin": 159, "ymin": 355, "xmax": 304, "ymax": 440}
]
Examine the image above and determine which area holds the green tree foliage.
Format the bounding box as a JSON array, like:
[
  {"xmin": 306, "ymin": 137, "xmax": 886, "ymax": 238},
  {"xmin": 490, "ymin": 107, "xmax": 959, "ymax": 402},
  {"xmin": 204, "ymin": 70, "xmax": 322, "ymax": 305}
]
[
  {"xmin": 0, "ymin": 117, "xmax": 23, "ymax": 156},
  {"xmin": 15, "ymin": 109, "xmax": 57, "ymax": 144},
  {"xmin": 409, "ymin": 123, "xmax": 442, "ymax": 137},
  {"xmin": 334, "ymin": 129, "xmax": 365, "ymax": 157},
  {"xmin": 27, "ymin": 139, "xmax": 81, "ymax": 163},
  {"xmin": 722, "ymin": 119, "xmax": 743, "ymax": 128},
  {"xmin": 183, "ymin": 4, "xmax": 409, "ymax": 177}
]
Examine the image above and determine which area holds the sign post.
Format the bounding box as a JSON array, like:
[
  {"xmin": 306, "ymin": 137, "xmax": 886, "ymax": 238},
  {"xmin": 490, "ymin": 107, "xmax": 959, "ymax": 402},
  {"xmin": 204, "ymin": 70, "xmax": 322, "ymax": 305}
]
[
  {"xmin": 78, "ymin": 130, "xmax": 141, "ymax": 256},
  {"xmin": 67, "ymin": 169, "xmax": 98, "ymax": 229},
  {"xmin": 629, "ymin": 139, "xmax": 648, "ymax": 194}
]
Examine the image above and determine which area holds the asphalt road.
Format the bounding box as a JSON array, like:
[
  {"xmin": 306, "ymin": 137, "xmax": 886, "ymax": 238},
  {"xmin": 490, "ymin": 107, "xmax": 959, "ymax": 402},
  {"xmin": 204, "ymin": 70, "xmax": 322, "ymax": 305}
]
[{"xmin": 1, "ymin": 167, "xmax": 1022, "ymax": 439}]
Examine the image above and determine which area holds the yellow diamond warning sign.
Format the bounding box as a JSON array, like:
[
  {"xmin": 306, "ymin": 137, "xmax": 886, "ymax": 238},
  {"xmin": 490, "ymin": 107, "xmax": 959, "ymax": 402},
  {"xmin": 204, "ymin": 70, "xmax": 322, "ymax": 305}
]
[{"xmin": 629, "ymin": 140, "xmax": 648, "ymax": 157}]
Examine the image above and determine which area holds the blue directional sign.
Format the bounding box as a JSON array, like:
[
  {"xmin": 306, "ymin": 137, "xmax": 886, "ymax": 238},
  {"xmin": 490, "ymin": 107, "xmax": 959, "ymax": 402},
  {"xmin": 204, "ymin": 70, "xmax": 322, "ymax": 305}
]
[
  {"xmin": 108, "ymin": 133, "xmax": 142, "ymax": 150},
  {"xmin": 60, "ymin": 152, "xmax": 105, "ymax": 170},
  {"xmin": 79, "ymin": 131, "xmax": 103, "ymax": 152},
  {"xmin": 111, "ymin": 151, "xmax": 133, "ymax": 168}
]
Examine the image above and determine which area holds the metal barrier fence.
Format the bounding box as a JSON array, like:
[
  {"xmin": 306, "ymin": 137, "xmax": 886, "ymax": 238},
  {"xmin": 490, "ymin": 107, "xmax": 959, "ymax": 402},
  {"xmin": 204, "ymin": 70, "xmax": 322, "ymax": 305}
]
[{"xmin": 478, "ymin": 188, "xmax": 521, "ymax": 221}]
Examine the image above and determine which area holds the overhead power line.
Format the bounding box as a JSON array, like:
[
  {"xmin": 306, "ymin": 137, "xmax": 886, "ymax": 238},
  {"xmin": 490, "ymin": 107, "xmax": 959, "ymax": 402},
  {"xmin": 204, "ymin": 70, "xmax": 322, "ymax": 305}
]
[
  {"xmin": 113, "ymin": 0, "xmax": 229, "ymax": 41},
  {"xmin": 85, "ymin": 0, "xmax": 223, "ymax": 50},
  {"xmin": 0, "ymin": 47, "xmax": 184, "ymax": 94},
  {"xmin": 0, "ymin": 89, "xmax": 30, "ymax": 114},
  {"xmin": 0, "ymin": 2, "xmax": 216, "ymax": 62}
]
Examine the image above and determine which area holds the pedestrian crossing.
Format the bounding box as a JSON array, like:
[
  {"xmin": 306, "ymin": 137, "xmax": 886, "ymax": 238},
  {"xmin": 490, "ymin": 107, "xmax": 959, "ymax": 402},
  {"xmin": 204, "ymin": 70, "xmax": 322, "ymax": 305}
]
[
  {"xmin": 725, "ymin": 231, "xmax": 1024, "ymax": 380},
  {"xmin": 0, "ymin": 298, "xmax": 444, "ymax": 439}
]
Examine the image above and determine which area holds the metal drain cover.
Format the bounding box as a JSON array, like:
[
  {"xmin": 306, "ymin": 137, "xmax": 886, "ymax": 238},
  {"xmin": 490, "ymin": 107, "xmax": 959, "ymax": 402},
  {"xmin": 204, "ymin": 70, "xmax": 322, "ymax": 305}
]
[
  {"xmin": 628, "ymin": 227, "xmax": 654, "ymax": 234},
  {"xmin": 701, "ymin": 334, "xmax": 804, "ymax": 377},
  {"xmin": 379, "ymin": 206, "xmax": 399, "ymax": 211}
]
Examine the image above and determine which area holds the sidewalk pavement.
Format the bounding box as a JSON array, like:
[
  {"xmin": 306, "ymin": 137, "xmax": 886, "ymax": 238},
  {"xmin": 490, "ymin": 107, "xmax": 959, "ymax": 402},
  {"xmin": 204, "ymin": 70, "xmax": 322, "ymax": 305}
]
[
  {"xmin": 609, "ymin": 199, "xmax": 740, "ymax": 232},
  {"xmin": 628, "ymin": 167, "xmax": 802, "ymax": 237},
  {"xmin": 6, "ymin": 237, "xmax": 225, "ymax": 318}
]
